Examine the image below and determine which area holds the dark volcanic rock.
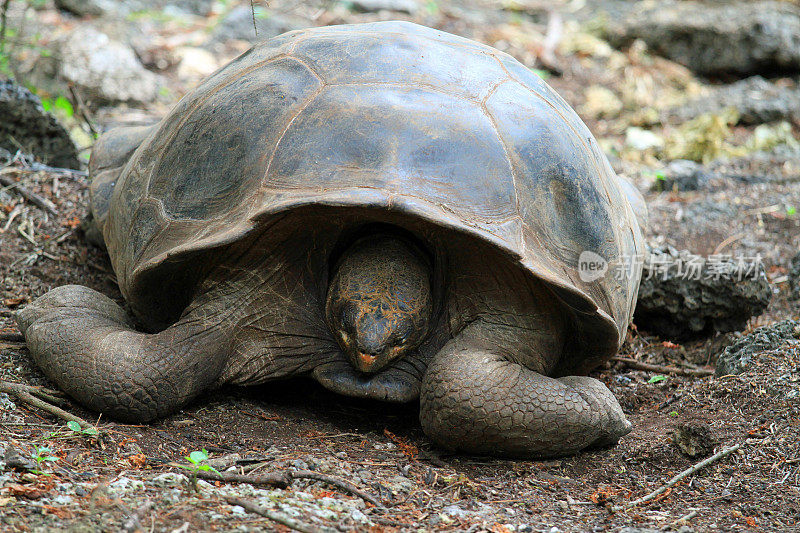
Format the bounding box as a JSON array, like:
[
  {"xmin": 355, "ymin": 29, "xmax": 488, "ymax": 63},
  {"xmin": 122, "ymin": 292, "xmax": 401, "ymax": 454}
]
[
  {"xmin": 667, "ymin": 76, "xmax": 800, "ymax": 126},
  {"xmin": 54, "ymin": 0, "xmax": 107, "ymax": 17},
  {"xmin": 635, "ymin": 246, "xmax": 772, "ymax": 339},
  {"xmin": 0, "ymin": 80, "xmax": 79, "ymax": 169},
  {"xmin": 652, "ymin": 159, "xmax": 712, "ymax": 192},
  {"xmin": 607, "ymin": 1, "xmax": 800, "ymax": 76},
  {"xmin": 715, "ymin": 320, "xmax": 800, "ymax": 376},
  {"xmin": 210, "ymin": 6, "xmax": 310, "ymax": 44},
  {"xmin": 673, "ymin": 421, "xmax": 717, "ymax": 458},
  {"xmin": 3, "ymin": 446, "xmax": 37, "ymax": 472}
]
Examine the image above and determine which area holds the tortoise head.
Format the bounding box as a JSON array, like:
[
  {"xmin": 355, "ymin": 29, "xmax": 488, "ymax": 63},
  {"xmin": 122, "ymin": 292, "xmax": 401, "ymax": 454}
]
[{"xmin": 325, "ymin": 232, "xmax": 433, "ymax": 375}]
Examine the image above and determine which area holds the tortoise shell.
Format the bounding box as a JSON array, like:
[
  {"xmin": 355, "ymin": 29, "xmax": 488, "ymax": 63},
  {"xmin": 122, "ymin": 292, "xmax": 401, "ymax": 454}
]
[{"xmin": 90, "ymin": 21, "xmax": 644, "ymax": 368}]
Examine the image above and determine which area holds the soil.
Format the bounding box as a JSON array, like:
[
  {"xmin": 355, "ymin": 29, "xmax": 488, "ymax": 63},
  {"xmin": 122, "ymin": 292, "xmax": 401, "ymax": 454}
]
[{"xmin": 1, "ymin": 1, "xmax": 799, "ymax": 532}]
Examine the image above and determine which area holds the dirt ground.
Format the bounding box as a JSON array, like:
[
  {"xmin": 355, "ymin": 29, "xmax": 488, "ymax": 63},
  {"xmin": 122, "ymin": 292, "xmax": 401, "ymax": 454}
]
[{"xmin": 1, "ymin": 1, "xmax": 799, "ymax": 531}]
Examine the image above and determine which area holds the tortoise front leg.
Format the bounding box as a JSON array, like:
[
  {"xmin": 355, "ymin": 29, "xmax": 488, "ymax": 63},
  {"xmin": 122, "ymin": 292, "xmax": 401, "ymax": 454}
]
[
  {"xmin": 419, "ymin": 325, "xmax": 631, "ymax": 458},
  {"xmin": 15, "ymin": 285, "xmax": 229, "ymax": 422}
]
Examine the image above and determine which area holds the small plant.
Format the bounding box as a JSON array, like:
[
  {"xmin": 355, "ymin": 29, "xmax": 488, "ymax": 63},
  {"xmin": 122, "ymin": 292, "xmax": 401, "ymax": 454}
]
[
  {"xmin": 786, "ymin": 205, "xmax": 797, "ymax": 217},
  {"xmin": 648, "ymin": 375, "xmax": 667, "ymax": 384},
  {"xmin": 177, "ymin": 449, "xmax": 219, "ymax": 492},
  {"xmin": 66, "ymin": 420, "xmax": 99, "ymax": 436},
  {"xmin": 40, "ymin": 95, "xmax": 74, "ymax": 119},
  {"xmin": 30, "ymin": 446, "xmax": 58, "ymax": 475}
]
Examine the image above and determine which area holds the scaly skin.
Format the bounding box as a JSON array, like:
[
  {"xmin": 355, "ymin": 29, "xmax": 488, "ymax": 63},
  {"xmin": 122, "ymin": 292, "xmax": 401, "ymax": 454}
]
[
  {"xmin": 419, "ymin": 255, "xmax": 631, "ymax": 458},
  {"xmin": 420, "ymin": 325, "xmax": 631, "ymax": 458},
  {"xmin": 15, "ymin": 285, "xmax": 229, "ymax": 422}
]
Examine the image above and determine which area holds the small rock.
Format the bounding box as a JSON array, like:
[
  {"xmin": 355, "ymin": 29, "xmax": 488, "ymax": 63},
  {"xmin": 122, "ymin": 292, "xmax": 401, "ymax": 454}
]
[
  {"xmin": 3, "ymin": 447, "xmax": 36, "ymax": 472},
  {"xmin": 668, "ymin": 77, "xmax": 800, "ymax": 126},
  {"xmin": 291, "ymin": 459, "xmax": 308, "ymax": 470},
  {"xmin": 635, "ymin": 246, "xmax": 772, "ymax": 339},
  {"xmin": 673, "ymin": 421, "xmax": 716, "ymax": 457},
  {"xmin": 350, "ymin": 508, "xmax": 371, "ymax": 524},
  {"xmin": 52, "ymin": 494, "xmax": 74, "ymax": 505},
  {"xmin": 152, "ymin": 472, "xmax": 188, "ymax": 487},
  {"xmin": 386, "ymin": 475, "xmax": 414, "ymax": 493},
  {"xmin": 790, "ymin": 252, "xmax": 800, "ymax": 300},
  {"xmin": 230, "ymin": 505, "xmax": 246, "ymax": 515},
  {"xmin": 442, "ymin": 504, "xmax": 470, "ymax": 519},
  {"xmin": 108, "ymin": 476, "xmax": 145, "ymax": 495},
  {"xmin": 0, "ymin": 393, "xmax": 16, "ymax": 411},
  {"xmin": 210, "ymin": 6, "xmax": 310, "ymax": 44},
  {"xmin": 54, "ymin": 0, "xmax": 108, "ymax": 16},
  {"xmin": 625, "ymin": 127, "xmax": 664, "ymax": 151},
  {"xmin": 350, "ymin": 0, "xmax": 419, "ymax": 14},
  {"xmin": 607, "ymin": 1, "xmax": 800, "ymax": 76},
  {"xmin": 715, "ymin": 320, "xmax": 800, "ymax": 376},
  {"xmin": 176, "ymin": 47, "xmax": 220, "ymax": 79},
  {"xmin": 652, "ymin": 159, "xmax": 712, "ymax": 192},
  {"xmin": 32, "ymin": 27, "xmax": 161, "ymax": 106},
  {"xmin": 0, "ymin": 80, "xmax": 80, "ymax": 168}
]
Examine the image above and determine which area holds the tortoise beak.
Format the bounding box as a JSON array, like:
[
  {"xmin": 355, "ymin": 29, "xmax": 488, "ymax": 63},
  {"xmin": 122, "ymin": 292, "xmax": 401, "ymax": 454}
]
[{"xmin": 350, "ymin": 345, "xmax": 404, "ymax": 374}]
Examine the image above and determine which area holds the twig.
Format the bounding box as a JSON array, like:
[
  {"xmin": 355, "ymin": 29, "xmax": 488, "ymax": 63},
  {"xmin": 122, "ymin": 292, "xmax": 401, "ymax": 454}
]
[
  {"xmin": 0, "ymin": 174, "xmax": 58, "ymax": 216},
  {"xmin": 0, "ymin": 332, "xmax": 24, "ymax": 342},
  {"xmin": 250, "ymin": 0, "xmax": 257, "ymax": 36},
  {"xmin": 612, "ymin": 443, "xmax": 743, "ymax": 511},
  {"xmin": 185, "ymin": 467, "xmax": 384, "ymax": 507},
  {"xmin": 184, "ymin": 467, "xmax": 291, "ymax": 488},
  {"xmin": 713, "ymin": 233, "xmax": 746, "ymax": 255},
  {"xmin": 611, "ymin": 356, "xmax": 714, "ymax": 377},
  {"xmin": 292, "ymin": 469, "xmax": 384, "ymax": 509},
  {"xmin": 225, "ymin": 496, "xmax": 336, "ymax": 533},
  {"xmin": 67, "ymin": 84, "xmax": 98, "ymax": 139},
  {"xmin": 672, "ymin": 509, "xmax": 700, "ymax": 525},
  {"xmin": 0, "ymin": 380, "xmax": 100, "ymax": 435},
  {"xmin": 23, "ymin": 385, "xmax": 68, "ymax": 407},
  {"xmin": 15, "ymin": 162, "xmax": 87, "ymax": 177}
]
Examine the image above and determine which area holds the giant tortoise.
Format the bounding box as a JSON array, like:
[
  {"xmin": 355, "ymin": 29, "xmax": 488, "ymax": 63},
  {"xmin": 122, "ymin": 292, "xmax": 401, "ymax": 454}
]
[{"xmin": 16, "ymin": 21, "xmax": 646, "ymax": 458}]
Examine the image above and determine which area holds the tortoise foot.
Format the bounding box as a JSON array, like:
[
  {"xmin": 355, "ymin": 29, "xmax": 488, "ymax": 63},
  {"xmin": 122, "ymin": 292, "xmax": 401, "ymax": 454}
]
[
  {"xmin": 16, "ymin": 285, "xmax": 227, "ymax": 422},
  {"xmin": 420, "ymin": 338, "xmax": 631, "ymax": 458}
]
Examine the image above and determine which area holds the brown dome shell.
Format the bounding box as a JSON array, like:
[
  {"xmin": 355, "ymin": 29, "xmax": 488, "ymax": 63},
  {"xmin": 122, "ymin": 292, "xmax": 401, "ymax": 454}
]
[{"xmin": 92, "ymin": 21, "xmax": 644, "ymax": 372}]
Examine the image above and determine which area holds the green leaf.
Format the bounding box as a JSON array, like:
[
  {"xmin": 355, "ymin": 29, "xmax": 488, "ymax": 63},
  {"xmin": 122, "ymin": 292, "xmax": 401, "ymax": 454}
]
[
  {"xmin": 188, "ymin": 450, "xmax": 209, "ymax": 465},
  {"xmin": 655, "ymin": 171, "xmax": 666, "ymax": 181},
  {"xmin": 787, "ymin": 205, "xmax": 797, "ymax": 217},
  {"xmin": 648, "ymin": 375, "xmax": 667, "ymax": 384},
  {"xmin": 54, "ymin": 96, "xmax": 74, "ymax": 117},
  {"xmin": 40, "ymin": 98, "xmax": 53, "ymax": 112},
  {"xmin": 44, "ymin": 456, "xmax": 59, "ymax": 462},
  {"xmin": 82, "ymin": 427, "xmax": 99, "ymax": 436},
  {"xmin": 67, "ymin": 421, "xmax": 82, "ymax": 432}
]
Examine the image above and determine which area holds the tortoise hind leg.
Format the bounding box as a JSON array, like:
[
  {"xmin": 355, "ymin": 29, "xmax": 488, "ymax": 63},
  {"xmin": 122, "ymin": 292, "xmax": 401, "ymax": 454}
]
[
  {"xmin": 15, "ymin": 285, "xmax": 229, "ymax": 422},
  {"xmin": 419, "ymin": 324, "xmax": 631, "ymax": 458}
]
